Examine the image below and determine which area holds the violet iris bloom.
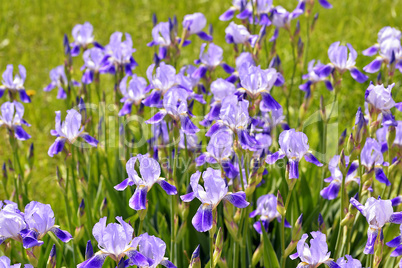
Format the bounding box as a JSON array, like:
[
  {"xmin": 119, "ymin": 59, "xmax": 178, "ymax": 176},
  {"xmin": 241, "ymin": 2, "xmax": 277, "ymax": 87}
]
[
  {"xmin": 0, "ymin": 201, "xmax": 26, "ymax": 245},
  {"xmin": 0, "ymin": 256, "xmax": 33, "ymax": 268},
  {"xmin": 320, "ymin": 155, "xmax": 359, "ymax": 200},
  {"xmin": 179, "ymin": 130, "xmax": 199, "ymax": 151},
  {"xmin": 48, "ymin": 109, "xmax": 98, "ymax": 157},
  {"xmin": 77, "ymin": 217, "xmax": 152, "ymax": 268},
  {"xmin": 225, "ymin": 52, "xmax": 256, "ymax": 84},
  {"xmin": 44, "ymin": 65, "xmax": 68, "ymax": 99},
  {"xmin": 183, "ymin": 13, "xmax": 212, "ymax": 41},
  {"xmin": 363, "ymin": 27, "xmax": 402, "ymax": 74},
  {"xmin": 386, "ymin": 224, "xmax": 402, "ymax": 266},
  {"xmin": 0, "ymin": 64, "xmax": 30, "ymax": 103},
  {"xmin": 239, "ymin": 0, "xmax": 272, "ymax": 25},
  {"xmin": 360, "ymin": 138, "xmax": 390, "ymax": 186},
  {"xmin": 70, "ymin": 22, "xmax": 94, "ymax": 56},
  {"xmin": 143, "ymin": 62, "xmax": 177, "ymax": 107},
  {"xmin": 299, "ymin": 60, "xmax": 334, "ymax": 97},
  {"xmin": 219, "ymin": 0, "xmax": 247, "ymax": 21},
  {"xmin": 181, "ymin": 168, "xmax": 249, "ymax": 232},
  {"xmin": 129, "ymin": 233, "xmax": 176, "ymax": 268},
  {"xmin": 21, "ymin": 201, "xmax": 72, "ymax": 249},
  {"xmin": 289, "ymin": 231, "xmax": 339, "ymax": 268},
  {"xmin": 0, "ymin": 101, "xmax": 31, "ymax": 140},
  {"xmin": 207, "ymin": 94, "xmax": 259, "ymax": 151},
  {"xmin": 271, "ymin": 5, "xmax": 303, "ymax": 30},
  {"xmin": 81, "ymin": 47, "xmax": 104, "ymax": 84},
  {"xmin": 238, "ymin": 64, "xmax": 281, "ymax": 110},
  {"xmin": 196, "ymin": 127, "xmax": 238, "ymax": 179},
  {"xmin": 192, "ymin": 43, "xmax": 233, "ymax": 79},
  {"xmin": 297, "ymin": 0, "xmax": 332, "ymax": 10},
  {"xmin": 101, "ymin": 32, "xmax": 137, "ymax": 75},
  {"xmin": 118, "ymin": 74, "xmax": 148, "ymax": 116},
  {"xmin": 225, "ymin": 22, "xmax": 251, "ymax": 45},
  {"xmin": 146, "ymin": 87, "xmax": 199, "ymax": 135},
  {"xmin": 266, "ymin": 129, "xmax": 322, "ymax": 179},
  {"xmin": 200, "ymin": 78, "xmax": 236, "ymax": 126},
  {"xmin": 336, "ymin": 255, "xmax": 362, "ymax": 268},
  {"xmin": 350, "ymin": 196, "xmax": 402, "ymax": 254},
  {"xmin": 114, "ymin": 154, "xmax": 177, "ymax": 210},
  {"xmin": 249, "ymin": 194, "xmax": 291, "ymax": 234},
  {"xmin": 323, "ymin": 42, "xmax": 368, "ymax": 83}
]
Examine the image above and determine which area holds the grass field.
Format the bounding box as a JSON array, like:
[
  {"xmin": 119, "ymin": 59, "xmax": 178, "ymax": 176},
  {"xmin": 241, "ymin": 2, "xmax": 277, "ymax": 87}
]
[{"xmin": 1, "ymin": 0, "xmax": 402, "ymax": 267}]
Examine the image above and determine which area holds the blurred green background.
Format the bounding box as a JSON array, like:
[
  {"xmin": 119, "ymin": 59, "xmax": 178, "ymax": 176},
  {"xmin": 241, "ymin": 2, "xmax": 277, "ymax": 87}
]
[{"xmin": 0, "ymin": 0, "xmax": 402, "ymax": 250}]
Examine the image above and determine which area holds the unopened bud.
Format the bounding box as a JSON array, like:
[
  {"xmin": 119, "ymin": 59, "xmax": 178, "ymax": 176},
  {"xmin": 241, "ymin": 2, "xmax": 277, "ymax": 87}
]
[
  {"xmin": 277, "ymin": 191, "xmax": 285, "ymax": 216},
  {"xmin": 320, "ymin": 95, "xmax": 326, "ymax": 121},
  {"xmin": 213, "ymin": 227, "xmax": 223, "ymax": 267},
  {"xmin": 74, "ymin": 225, "xmax": 85, "ymax": 242},
  {"xmin": 46, "ymin": 244, "xmax": 56, "ymax": 268},
  {"xmin": 251, "ymin": 243, "xmax": 263, "ymax": 267},
  {"xmin": 85, "ymin": 240, "xmax": 94, "ymax": 260},
  {"xmin": 189, "ymin": 245, "xmax": 201, "ymax": 268}
]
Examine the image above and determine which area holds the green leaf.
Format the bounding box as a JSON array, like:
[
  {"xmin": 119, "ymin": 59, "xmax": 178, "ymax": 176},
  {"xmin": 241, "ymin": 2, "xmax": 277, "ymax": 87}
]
[{"xmin": 261, "ymin": 220, "xmax": 280, "ymax": 268}]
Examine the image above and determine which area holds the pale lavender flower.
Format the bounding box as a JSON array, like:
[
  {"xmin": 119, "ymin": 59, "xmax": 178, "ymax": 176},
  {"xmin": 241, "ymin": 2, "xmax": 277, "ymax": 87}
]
[
  {"xmin": 44, "ymin": 65, "xmax": 68, "ymax": 99},
  {"xmin": 266, "ymin": 129, "xmax": 322, "ymax": 179},
  {"xmin": 320, "ymin": 155, "xmax": 359, "ymax": 200},
  {"xmin": 0, "ymin": 256, "xmax": 33, "ymax": 268},
  {"xmin": 21, "ymin": 201, "xmax": 72, "ymax": 249},
  {"xmin": 130, "ymin": 233, "xmax": 176, "ymax": 268},
  {"xmin": 48, "ymin": 109, "xmax": 98, "ymax": 157},
  {"xmin": 350, "ymin": 197, "xmax": 402, "ymax": 254},
  {"xmin": 114, "ymin": 154, "xmax": 177, "ymax": 210},
  {"xmin": 70, "ymin": 22, "xmax": 94, "ymax": 56},
  {"xmin": 336, "ymin": 255, "xmax": 362, "ymax": 268},
  {"xmin": 192, "ymin": 43, "xmax": 232, "ymax": 79},
  {"xmin": 225, "ymin": 22, "xmax": 251, "ymax": 44},
  {"xmin": 81, "ymin": 47, "xmax": 104, "ymax": 84},
  {"xmin": 118, "ymin": 74, "xmax": 148, "ymax": 116},
  {"xmin": 77, "ymin": 217, "xmax": 151, "ymax": 268},
  {"xmin": 148, "ymin": 22, "xmax": 171, "ymax": 47},
  {"xmin": 183, "ymin": 13, "xmax": 212, "ymax": 41},
  {"xmin": 289, "ymin": 231, "xmax": 339, "ymax": 267},
  {"xmin": 0, "ymin": 64, "xmax": 30, "ymax": 102},
  {"xmin": 0, "ymin": 101, "xmax": 31, "ymax": 140},
  {"xmin": 299, "ymin": 60, "xmax": 333, "ymax": 97},
  {"xmin": 0, "ymin": 201, "xmax": 26, "ymax": 245},
  {"xmin": 181, "ymin": 168, "xmax": 249, "ymax": 232},
  {"xmin": 219, "ymin": 0, "xmax": 247, "ymax": 21},
  {"xmin": 360, "ymin": 138, "xmax": 390, "ymax": 186},
  {"xmin": 271, "ymin": 5, "xmax": 303, "ymax": 29},
  {"xmin": 249, "ymin": 194, "xmax": 291, "ymax": 234},
  {"xmin": 365, "ymin": 83, "xmax": 402, "ymax": 121}
]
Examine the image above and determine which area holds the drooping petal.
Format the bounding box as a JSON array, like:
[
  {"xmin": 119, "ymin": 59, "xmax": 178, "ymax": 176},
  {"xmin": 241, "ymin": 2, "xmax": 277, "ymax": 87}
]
[
  {"xmin": 288, "ymin": 160, "xmax": 299, "ymax": 179},
  {"xmin": 197, "ymin": 32, "xmax": 213, "ymax": 42},
  {"xmin": 320, "ymin": 182, "xmax": 341, "ymax": 200},
  {"xmin": 19, "ymin": 90, "xmax": 31, "ymax": 103},
  {"xmin": 180, "ymin": 115, "xmax": 199, "ymax": 135},
  {"xmin": 304, "ymin": 152, "xmax": 323, "ymax": 166},
  {"xmin": 50, "ymin": 227, "xmax": 72, "ymax": 243},
  {"xmin": 323, "ymin": 260, "xmax": 340, "ymax": 268},
  {"xmin": 157, "ymin": 179, "xmax": 177, "ymax": 195},
  {"xmin": 265, "ymin": 151, "xmax": 285, "ymax": 164},
  {"xmin": 386, "ymin": 236, "xmax": 402, "ymax": 248},
  {"xmin": 142, "ymin": 90, "xmax": 162, "ymax": 107},
  {"xmin": 114, "ymin": 178, "xmax": 134, "ymax": 191},
  {"xmin": 318, "ymin": 0, "xmax": 332, "ymax": 8},
  {"xmin": 118, "ymin": 101, "xmax": 133, "ymax": 116},
  {"xmin": 77, "ymin": 254, "xmax": 107, "ymax": 268},
  {"xmin": 146, "ymin": 110, "xmax": 167, "ymax": 124},
  {"xmin": 261, "ymin": 93, "xmax": 281, "ymax": 110},
  {"xmin": 363, "ymin": 59, "xmax": 383, "ymax": 73},
  {"xmin": 192, "ymin": 204, "xmax": 213, "ymax": 232},
  {"xmin": 224, "ymin": 192, "xmax": 249, "ymax": 208},
  {"xmin": 48, "ymin": 138, "xmax": 66, "ymax": 157},
  {"xmin": 375, "ymin": 168, "xmax": 391, "ymax": 186},
  {"xmin": 390, "ymin": 212, "xmax": 402, "ymax": 224},
  {"xmin": 363, "ymin": 228, "xmax": 378, "ymax": 254},
  {"xmin": 126, "ymin": 250, "xmax": 153, "ymax": 267},
  {"xmin": 350, "ymin": 68, "xmax": 368, "ymax": 83},
  {"xmin": 160, "ymin": 259, "xmax": 177, "ymax": 268},
  {"xmin": 129, "ymin": 186, "xmax": 148, "ymax": 210},
  {"xmin": 390, "ymin": 244, "xmax": 402, "ymax": 257},
  {"xmin": 81, "ymin": 134, "xmax": 99, "ymax": 147},
  {"xmin": 238, "ymin": 129, "xmax": 259, "ymax": 151},
  {"xmin": 350, "ymin": 197, "xmax": 365, "ymax": 214},
  {"xmin": 14, "ymin": 125, "xmax": 31, "ymax": 140},
  {"xmin": 180, "ymin": 192, "xmax": 196, "ymax": 202}
]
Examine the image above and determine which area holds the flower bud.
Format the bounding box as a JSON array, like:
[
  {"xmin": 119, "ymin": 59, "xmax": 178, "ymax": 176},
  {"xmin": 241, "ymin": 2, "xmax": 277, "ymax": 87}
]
[
  {"xmin": 213, "ymin": 227, "xmax": 223, "ymax": 267},
  {"xmin": 74, "ymin": 225, "xmax": 85, "ymax": 242},
  {"xmin": 277, "ymin": 191, "xmax": 285, "ymax": 216},
  {"xmin": 387, "ymin": 126, "xmax": 396, "ymax": 147},
  {"xmin": 320, "ymin": 95, "xmax": 326, "ymax": 122},
  {"xmin": 189, "ymin": 245, "xmax": 201, "ymax": 268},
  {"xmin": 318, "ymin": 213, "xmax": 327, "ymax": 234},
  {"xmin": 251, "ymin": 243, "xmax": 263, "ymax": 267},
  {"xmin": 85, "ymin": 240, "xmax": 94, "ymax": 260},
  {"xmin": 46, "ymin": 244, "xmax": 56, "ymax": 268},
  {"xmin": 291, "ymin": 214, "xmax": 303, "ymax": 240}
]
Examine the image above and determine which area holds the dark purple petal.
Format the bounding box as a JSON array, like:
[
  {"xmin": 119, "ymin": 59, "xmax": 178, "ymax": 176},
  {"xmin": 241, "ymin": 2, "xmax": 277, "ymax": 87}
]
[
  {"xmin": 222, "ymin": 161, "xmax": 239, "ymax": 179},
  {"xmin": 85, "ymin": 240, "xmax": 94, "ymax": 260},
  {"xmin": 253, "ymin": 220, "xmax": 269, "ymax": 234},
  {"xmin": 19, "ymin": 90, "xmax": 31, "ymax": 103},
  {"xmin": 375, "ymin": 168, "xmax": 391, "ymax": 186},
  {"xmin": 129, "ymin": 186, "xmax": 148, "ymax": 210},
  {"xmin": 71, "ymin": 45, "xmax": 80, "ymax": 57},
  {"xmin": 224, "ymin": 192, "xmax": 249, "ymax": 208},
  {"xmin": 269, "ymin": 28, "xmax": 278, "ymax": 42},
  {"xmin": 395, "ymin": 102, "xmax": 402, "ymax": 112},
  {"xmin": 48, "ymin": 138, "xmax": 66, "ymax": 157},
  {"xmin": 304, "ymin": 152, "xmax": 323, "ymax": 166},
  {"xmin": 146, "ymin": 110, "xmax": 167, "ymax": 124},
  {"xmin": 391, "ymin": 244, "xmax": 402, "ymax": 257},
  {"xmin": 261, "ymin": 93, "xmax": 281, "ymax": 110},
  {"xmin": 14, "ymin": 125, "xmax": 31, "ymax": 140},
  {"xmin": 318, "ymin": 0, "xmax": 332, "ymax": 8},
  {"xmin": 320, "ymin": 182, "xmax": 340, "ymax": 200},
  {"xmin": 221, "ymin": 63, "xmax": 235, "ymax": 74},
  {"xmin": 265, "ymin": 151, "xmax": 285, "ymax": 164},
  {"xmin": 350, "ymin": 197, "xmax": 365, "ymax": 214},
  {"xmin": 237, "ymin": 8, "xmax": 252, "ymax": 19},
  {"xmin": 157, "ymin": 179, "xmax": 177, "ymax": 195},
  {"xmin": 81, "ymin": 134, "xmax": 99, "ymax": 147},
  {"xmin": 205, "ymin": 122, "xmax": 222, "ymax": 137},
  {"xmin": 195, "ymin": 154, "xmax": 207, "ymax": 166},
  {"xmin": 289, "ymin": 160, "xmax": 299, "ymax": 179},
  {"xmin": 181, "ymin": 192, "xmax": 196, "ymax": 202},
  {"xmin": 0, "ymin": 89, "xmax": 4, "ymax": 98},
  {"xmin": 226, "ymin": 74, "xmax": 238, "ymax": 83},
  {"xmin": 363, "ymin": 45, "xmax": 379, "ymax": 56},
  {"xmin": 391, "ymin": 196, "xmax": 402, "ymax": 207},
  {"xmin": 160, "ymin": 259, "xmax": 177, "ymax": 268},
  {"xmin": 142, "ymin": 90, "xmax": 162, "ymax": 107},
  {"xmin": 191, "ymin": 66, "xmax": 207, "ymax": 79},
  {"xmin": 219, "ymin": 9, "xmax": 235, "ymax": 21},
  {"xmin": 238, "ymin": 129, "xmax": 259, "ymax": 151},
  {"xmin": 274, "ymin": 73, "xmax": 285, "ymax": 87},
  {"xmin": 82, "ymin": 70, "xmax": 94, "ymax": 85},
  {"xmin": 77, "ymin": 254, "xmax": 107, "ymax": 268},
  {"xmin": 386, "ymin": 236, "xmax": 402, "ymax": 248},
  {"xmin": 51, "ymin": 227, "xmax": 72, "ymax": 243},
  {"xmin": 126, "ymin": 250, "xmax": 153, "ymax": 267},
  {"xmin": 363, "ymin": 59, "xmax": 383, "ymax": 73},
  {"xmin": 350, "ymin": 68, "xmax": 368, "ymax": 83},
  {"xmin": 118, "ymin": 101, "xmax": 133, "ymax": 116},
  {"xmin": 347, "ymin": 161, "xmax": 359, "ymax": 177},
  {"xmin": 158, "ymin": 47, "xmax": 167, "ymax": 60},
  {"xmin": 323, "ymin": 260, "xmax": 340, "ymax": 268},
  {"xmin": 192, "ymin": 204, "xmax": 213, "ymax": 232},
  {"xmin": 390, "ymin": 212, "xmax": 402, "ymax": 224},
  {"xmin": 364, "ymin": 228, "xmax": 378, "ymax": 254},
  {"xmin": 289, "ymin": 252, "xmax": 299, "ymax": 260},
  {"xmin": 180, "ymin": 115, "xmax": 199, "ymax": 135},
  {"xmin": 299, "ymin": 81, "xmax": 312, "ymax": 91},
  {"xmin": 324, "ymin": 80, "xmax": 333, "ymax": 91},
  {"xmin": 197, "ymin": 32, "xmax": 213, "ymax": 42},
  {"xmin": 259, "ymin": 14, "xmax": 271, "ymax": 25},
  {"xmin": 57, "ymin": 87, "xmax": 67, "ymax": 99},
  {"xmin": 114, "ymin": 178, "xmax": 133, "ymax": 191}
]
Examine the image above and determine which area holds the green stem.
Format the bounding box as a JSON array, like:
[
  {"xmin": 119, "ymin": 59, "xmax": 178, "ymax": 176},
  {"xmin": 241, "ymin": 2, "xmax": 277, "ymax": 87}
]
[
  {"xmin": 138, "ymin": 219, "xmax": 144, "ymax": 236},
  {"xmin": 237, "ymin": 151, "xmax": 245, "ymax": 191},
  {"xmin": 210, "ymin": 231, "xmax": 215, "ymax": 268},
  {"xmin": 286, "ymin": 37, "xmax": 297, "ymax": 124},
  {"xmin": 280, "ymin": 185, "xmax": 294, "ymax": 268},
  {"xmin": 334, "ymin": 166, "xmax": 346, "ymax": 259}
]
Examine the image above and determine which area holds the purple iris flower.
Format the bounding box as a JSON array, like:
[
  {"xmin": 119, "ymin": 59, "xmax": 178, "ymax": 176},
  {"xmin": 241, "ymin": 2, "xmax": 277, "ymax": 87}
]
[
  {"xmin": 0, "ymin": 64, "xmax": 30, "ymax": 103},
  {"xmin": 324, "ymin": 42, "xmax": 368, "ymax": 83},
  {"xmin": 101, "ymin": 32, "xmax": 137, "ymax": 75},
  {"xmin": 0, "ymin": 101, "xmax": 31, "ymax": 140},
  {"xmin": 266, "ymin": 129, "xmax": 322, "ymax": 179},
  {"xmin": 0, "ymin": 256, "xmax": 33, "ymax": 268},
  {"xmin": 298, "ymin": 0, "xmax": 332, "ymax": 10},
  {"xmin": 260, "ymin": 105, "xmax": 286, "ymax": 130},
  {"xmin": 48, "ymin": 109, "xmax": 98, "ymax": 157},
  {"xmin": 200, "ymin": 78, "xmax": 236, "ymax": 126},
  {"xmin": 299, "ymin": 60, "xmax": 333, "ymax": 97},
  {"xmin": 183, "ymin": 13, "xmax": 212, "ymax": 41},
  {"xmin": 21, "ymin": 201, "xmax": 72, "ymax": 249},
  {"xmin": 271, "ymin": 5, "xmax": 303, "ymax": 29},
  {"xmin": 350, "ymin": 196, "xmax": 402, "ymax": 254},
  {"xmin": 70, "ymin": 22, "xmax": 94, "ymax": 56},
  {"xmin": 289, "ymin": 231, "xmax": 339, "ymax": 268},
  {"xmin": 143, "ymin": 62, "xmax": 177, "ymax": 107},
  {"xmin": 196, "ymin": 127, "xmax": 238, "ymax": 179},
  {"xmin": 360, "ymin": 138, "xmax": 390, "ymax": 186},
  {"xmin": 180, "ymin": 168, "xmax": 249, "ymax": 232},
  {"xmin": 148, "ymin": 22, "xmax": 171, "ymax": 47},
  {"xmin": 77, "ymin": 217, "xmax": 152, "ymax": 268},
  {"xmin": 219, "ymin": 0, "xmax": 247, "ymax": 21},
  {"xmin": 320, "ymin": 155, "xmax": 359, "ymax": 200},
  {"xmin": 207, "ymin": 94, "xmax": 260, "ymax": 151},
  {"xmin": 81, "ymin": 47, "xmax": 104, "ymax": 84},
  {"xmin": 146, "ymin": 87, "xmax": 199, "ymax": 135},
  {"xmin": 336, "ymin": 255, "xmax": 362, "ymax": 268},
  {"xmin": 238, "ymin": 64, "xmax": 281, "ymax": 110},
  {"xmin": 225, "ymin": 22, "xmax": 251, "ymax": 44},
  {"xmin": 44, "ymin": 65, "xmax": 68, "ymax": 99},
  {"xmin": 114, "ymin": 154, "xmax": 177, "ymax": 210},
  {"xmin": 365, "ymin": 83, "xmax": 402, "ymax": 124},
  {"xmin": 386, "ymin": 224, "xmax": 402, "ymax": 265},
  {"xmin": 236, "ymin": 52, "xmax": 255, "ymax": 69},
  {"xmin": 363, "ymin": 27, "xmax": 402, "ymax": 73},
  {"xmin": 0, "ymin": 201, "xmax": 26, "ymax": 245},
  {"xmin": 129, "ymin": 233, "xmax": 176, "ymax": 268},
  {"xmin": 179, "ymin": 130, "xmax": 199, "ymax": 151},
  {"xmin": 249, "ymin": 194, "xmax": 291, "ymax": 234},
  {"xmin": 118, "ymin": 74, "xmax": 148, "ymax": 116},
  {"xmin": 192, "ymin": 43, "xmax": 232, "ymax": 79}
]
